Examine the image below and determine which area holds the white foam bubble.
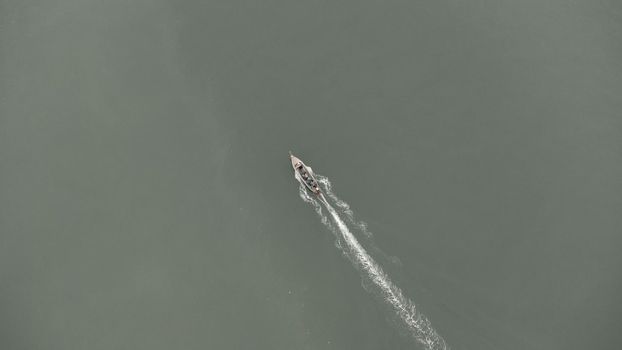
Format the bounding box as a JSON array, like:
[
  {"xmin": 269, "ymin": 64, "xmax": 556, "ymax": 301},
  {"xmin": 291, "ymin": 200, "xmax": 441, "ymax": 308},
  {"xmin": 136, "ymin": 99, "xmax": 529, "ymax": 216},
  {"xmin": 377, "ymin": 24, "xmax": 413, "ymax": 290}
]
[
  {"xmin": 295, "ymin": 175, "xmax": 448, "ymax": 350},
  {"xmin": 316, "ymin": 175, "xmax": 402, "ymax": 266}
]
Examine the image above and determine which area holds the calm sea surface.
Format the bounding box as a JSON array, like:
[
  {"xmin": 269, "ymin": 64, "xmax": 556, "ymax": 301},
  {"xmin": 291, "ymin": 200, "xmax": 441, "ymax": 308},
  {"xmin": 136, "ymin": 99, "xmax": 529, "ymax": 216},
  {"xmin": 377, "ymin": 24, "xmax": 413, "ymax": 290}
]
[{"xmin": 1, "ymin": 1, "xmax": 621, "ymax": 349}]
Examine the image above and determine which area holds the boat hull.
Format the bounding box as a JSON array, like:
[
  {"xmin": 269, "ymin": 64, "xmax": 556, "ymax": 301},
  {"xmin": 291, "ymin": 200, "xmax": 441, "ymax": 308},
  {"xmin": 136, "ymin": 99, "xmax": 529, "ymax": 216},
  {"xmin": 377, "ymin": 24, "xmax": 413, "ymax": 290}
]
[{"xmin": 290, "ymin": 153, "xmax": 321, "ymax": 195}]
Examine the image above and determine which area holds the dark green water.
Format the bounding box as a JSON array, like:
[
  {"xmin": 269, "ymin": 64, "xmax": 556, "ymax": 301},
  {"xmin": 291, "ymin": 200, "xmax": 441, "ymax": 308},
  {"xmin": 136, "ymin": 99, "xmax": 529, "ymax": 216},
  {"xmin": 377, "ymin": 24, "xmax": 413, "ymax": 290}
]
[{"xmin": 1, "ymin": 1, "xmax": 621, "ymax": 349}]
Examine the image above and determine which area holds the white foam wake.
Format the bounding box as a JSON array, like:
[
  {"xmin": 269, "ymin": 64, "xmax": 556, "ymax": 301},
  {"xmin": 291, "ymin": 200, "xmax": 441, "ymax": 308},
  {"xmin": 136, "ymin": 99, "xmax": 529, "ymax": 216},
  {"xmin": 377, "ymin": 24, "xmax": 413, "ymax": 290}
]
[
  {"xmin": 296, "ymin": 174, "xmax": 448, "ymax": 350},
  {"xmin": 317, "ymin": 175, "xmax": 372, "ymax": 237},
  {"xmin": 316, "ymin": 174, "xmax": 403, "ymax": 267}
]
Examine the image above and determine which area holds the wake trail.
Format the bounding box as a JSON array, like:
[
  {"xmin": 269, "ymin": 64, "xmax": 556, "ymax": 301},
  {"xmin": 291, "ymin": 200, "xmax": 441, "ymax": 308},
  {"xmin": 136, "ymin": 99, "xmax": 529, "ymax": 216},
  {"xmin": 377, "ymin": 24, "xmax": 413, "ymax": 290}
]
[
  {"xmin": 316, "ymin": 174, "xmax": 403, "ymax": 267},
  {"xmin": 297, "ymin": 175, "xmax": 448, "ymax": 350}
]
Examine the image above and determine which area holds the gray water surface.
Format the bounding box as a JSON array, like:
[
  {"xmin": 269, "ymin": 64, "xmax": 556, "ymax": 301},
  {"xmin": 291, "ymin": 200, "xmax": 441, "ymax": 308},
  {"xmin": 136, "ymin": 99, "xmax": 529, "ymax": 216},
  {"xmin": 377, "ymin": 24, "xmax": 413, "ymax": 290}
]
[{"xmin": 1, "ymin": 1, "xmax": 621, "ymax": 349}]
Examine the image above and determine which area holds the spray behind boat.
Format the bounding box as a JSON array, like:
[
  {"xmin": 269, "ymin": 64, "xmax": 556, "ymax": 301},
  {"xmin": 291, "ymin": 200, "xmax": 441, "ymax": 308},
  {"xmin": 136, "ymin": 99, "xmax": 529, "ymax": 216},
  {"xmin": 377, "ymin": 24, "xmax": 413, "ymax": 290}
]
[{"xmin": 289, "ymin": 153, "xmax": 449, "ymax": 350}]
